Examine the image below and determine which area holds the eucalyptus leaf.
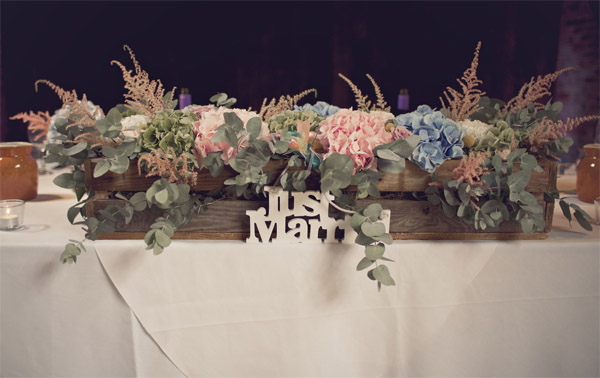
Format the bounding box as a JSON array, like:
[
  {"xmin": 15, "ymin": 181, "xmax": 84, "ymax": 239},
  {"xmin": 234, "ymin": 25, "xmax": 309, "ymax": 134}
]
[
  {"xmin": 67, "ymin": 206, "xmax": 81, "ymax": 224},
  {"xmin": 63, "ymin": 143, "xmax": 88, "ymax": 156},
  {"xmin": 372, "ymin": 265, "xmax": 395, "ymax": 286},
  {"xmin": 93, "ymin": 160, "xmax": 111, "ymax": 178},
  {"xmin": 376, "ymin": 149, "xmax": 402, "ymax": 162},
  {"xmin": 224, "ymin": 112, "xmax": 244, "ymax": 132},
  {"xmin": 355, "ymin": 232, "xmax": 377, "ymax": 246},
  {"xmin": 573, "ymin": 210, "xmax": 593, "ymax": 231},
  {"xmin": 372, "ymin": 233, "xmax": 393, "ymax": 245},
  {"xmin": 361, "ymin": 222, "xmax": 386, "ymax": 237},
  {"xmin": 356, "ymin": 257, "xmax": 375, "ymax": 271},
  {"xmin": 246, "ymin": 117, "xmax": 262, "ymax": 139},
  {"xmin": 520, "ymin": 217, "xmax": 534, "ymax": 234},
  {"xmin": 106, "ymin": 107, "xmax": 122, "ymax": 126},
  {"xmin": 363, "ymin": 203, "xmax": 383, "ymax": 221},
  {"xmin": 54, "ymin": 173, "xmax": 76, "ymax": 189},
  {"xmin": 350, "ymin": 212, "xmax": 368, "ymax": 233},
  {"xmin": 155, "ymin": 229, "xmax": 172, "ymax": 248},
  {"xmin": 377, "ymin": 158, "xmax": 406, "ymax": 173},
  {"xmin": 365, "ymin": 244, "xmax": 385, "ymax": 260}
]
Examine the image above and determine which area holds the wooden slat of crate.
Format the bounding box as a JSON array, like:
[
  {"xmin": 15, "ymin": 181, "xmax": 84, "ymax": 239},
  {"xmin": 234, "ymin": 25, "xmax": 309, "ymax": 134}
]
[
  {"xmin": 85, "ymin": 159, "xmax": 556, "ymax": 240},
  {"xmin": 85, "ymin": 159, "xmax": 557, "ymax": 194},
  {"xmin": 93, "ymin": 195, "xmax": 553, "ymax": 241}
]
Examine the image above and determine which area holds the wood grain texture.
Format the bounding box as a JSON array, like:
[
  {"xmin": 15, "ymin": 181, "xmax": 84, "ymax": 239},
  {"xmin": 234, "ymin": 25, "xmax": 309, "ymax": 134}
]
[
  {"xmin": 93, "ymin": 197, "xmax": 551, "ymax": 240},
  {"xmin": 85, "ymin": 159, "xmax": 288, "ymax": 192},
  {"xmin": 87, "ymin": 158, "xmax": 557, "ymax": 240},
  {"xmin": 86, "ymin": 159, "xmax": 557, "ymax": 193}
]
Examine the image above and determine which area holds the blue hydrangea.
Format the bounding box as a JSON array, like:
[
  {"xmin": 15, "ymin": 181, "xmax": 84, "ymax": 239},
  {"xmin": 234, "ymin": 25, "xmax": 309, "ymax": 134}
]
[
  {"xmin": 395, "ymin": 105, "xmax": 464, "ymax": 172},
  {"xmin": 294, "ymin": 101, "xmax": 340, "ymax": 117}
]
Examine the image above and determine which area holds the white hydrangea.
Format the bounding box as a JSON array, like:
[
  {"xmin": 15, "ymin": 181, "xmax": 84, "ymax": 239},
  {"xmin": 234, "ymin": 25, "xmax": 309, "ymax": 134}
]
[
  {"xmin": 457, "ymin": 119, "xmax": 493, "ymax": 142},
  {"xmin": 47, "ymin": 101, "xmax": 102, "ymax": 143},
  {"xmin": 121, "ymin": 114, "xmax": 150, "ymax": 138}
]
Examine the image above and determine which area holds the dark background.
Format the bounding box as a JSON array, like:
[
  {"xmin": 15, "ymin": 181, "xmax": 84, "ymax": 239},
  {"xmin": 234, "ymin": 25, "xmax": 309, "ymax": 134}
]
[{"xmin": 1, "ymin": 1, "xmax": 598, "ymax": 160}]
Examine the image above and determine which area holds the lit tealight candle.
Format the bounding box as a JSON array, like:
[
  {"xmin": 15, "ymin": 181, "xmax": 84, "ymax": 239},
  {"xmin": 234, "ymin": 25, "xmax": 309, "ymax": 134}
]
[{"xmin": 0, "ymin": 214, "xmax": 19, "ymax": 230}]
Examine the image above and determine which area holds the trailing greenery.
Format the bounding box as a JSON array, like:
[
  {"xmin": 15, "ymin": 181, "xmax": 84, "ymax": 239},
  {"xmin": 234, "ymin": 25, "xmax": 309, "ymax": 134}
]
[
  {"xmin": 351, "ymin": 203, "xmax": 395, "ymax": 291},
  {"xmin": 425, "ymin": 149, "xmax": 547, "ymax": 233},
  {"xmin": 544, "ymin": 189, "xmax": 593, "ymax": 231}
]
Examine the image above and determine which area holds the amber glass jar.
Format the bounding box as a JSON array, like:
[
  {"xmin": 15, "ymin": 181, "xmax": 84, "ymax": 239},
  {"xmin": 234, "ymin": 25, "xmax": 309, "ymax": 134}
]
[
  {"xmin": 576, "ymin": 144, "xmax": 600, "ymax": 203},
  {"xmin": 0, "ymin": 142, "xmax": 38, "ymax": 200}
]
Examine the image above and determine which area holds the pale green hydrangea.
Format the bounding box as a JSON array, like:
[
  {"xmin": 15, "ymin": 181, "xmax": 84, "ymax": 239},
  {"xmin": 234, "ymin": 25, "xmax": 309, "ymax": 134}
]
[{"xmin": 267, "ymin": 109, "xmax": 323, "ymax": 133}]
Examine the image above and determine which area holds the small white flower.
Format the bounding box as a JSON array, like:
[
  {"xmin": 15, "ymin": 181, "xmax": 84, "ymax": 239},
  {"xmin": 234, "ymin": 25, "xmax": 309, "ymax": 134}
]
[
  {"xmin": 457, "ymin": 119, "xmax": 492, "ymax": 142},
  {"xmin": 121, "ymin": 114, "xmax": 150, "ymax": 138}
]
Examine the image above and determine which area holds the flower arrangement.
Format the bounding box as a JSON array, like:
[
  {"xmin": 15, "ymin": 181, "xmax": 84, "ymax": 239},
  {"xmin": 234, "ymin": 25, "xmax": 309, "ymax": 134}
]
[{"xmin": 12, "ymin": 43, "xmax": 598, "ymax": 291}]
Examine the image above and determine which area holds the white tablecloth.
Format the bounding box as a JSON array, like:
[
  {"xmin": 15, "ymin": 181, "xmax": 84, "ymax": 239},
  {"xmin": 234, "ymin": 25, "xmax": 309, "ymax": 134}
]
[
  {"xmin": 1, "ymin": 169, "xmax": 599, "ymax": 377},
  {"xmin": 0, "ymin": 171, "xmax": 183, "ymax": 377}
]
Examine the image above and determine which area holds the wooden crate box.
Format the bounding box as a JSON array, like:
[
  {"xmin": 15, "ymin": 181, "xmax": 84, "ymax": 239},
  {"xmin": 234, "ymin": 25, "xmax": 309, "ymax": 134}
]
[{"xmin": 84, "ymin": 159, "xmax": 557, "ymax": 241}]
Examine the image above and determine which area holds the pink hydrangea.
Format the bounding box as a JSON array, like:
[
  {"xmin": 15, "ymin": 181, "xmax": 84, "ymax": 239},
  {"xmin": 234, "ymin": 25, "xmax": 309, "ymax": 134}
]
[
  {"xmin": 193, "ymin": 107, "xmax": 269, "ymax": 165},
  {"xmin": 317, "ymin": 109, "xmax": 403, "ymax": 173},
  {"xmin": 184, "ymin": 105, "xmax": 214, "ymax": 118}
]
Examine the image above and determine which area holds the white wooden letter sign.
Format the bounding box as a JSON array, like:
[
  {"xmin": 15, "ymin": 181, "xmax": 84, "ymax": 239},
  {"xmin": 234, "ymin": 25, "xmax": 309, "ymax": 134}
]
[{"xmin": 246, "ymin": 187, "xmax": 390, "ymax": 244}]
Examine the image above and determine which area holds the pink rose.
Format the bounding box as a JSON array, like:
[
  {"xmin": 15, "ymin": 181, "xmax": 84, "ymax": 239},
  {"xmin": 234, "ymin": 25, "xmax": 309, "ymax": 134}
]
[
  {"xmin": 317, "ymin": 109, "xmax": 399, "ymax": 174},
  {"xmin": 193, "ymin": 107, "xmax": 269, "ymax": 165}
]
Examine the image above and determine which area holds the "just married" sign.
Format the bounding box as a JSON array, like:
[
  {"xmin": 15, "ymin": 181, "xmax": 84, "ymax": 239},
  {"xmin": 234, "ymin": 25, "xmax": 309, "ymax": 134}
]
[{"xmin": 246, "ymin": 187, "xmax": 390, "ymax": 244}]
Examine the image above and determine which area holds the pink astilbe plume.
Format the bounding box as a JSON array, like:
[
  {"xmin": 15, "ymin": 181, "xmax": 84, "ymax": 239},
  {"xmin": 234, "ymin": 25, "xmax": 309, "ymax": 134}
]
[
  {"xmin": 138, "ymin": 148, "xmax": 198, "ymax": 185},
  {"xmin": 440, "ymin": 42, "xmax": 485, "ymax": 122},
  {"xmin": 111, "ymin": 45, "xmax": 175, "ymax": 119},
  {"xmin": 528, "ymin": 115, "xmax": 600, "ymax": 153},
  {"xmin": 10, "ymin": 111, "xmax": 51, "ymax": 142},
  {"xmin": 502, "ymin": 67, "xmax": 574, "ymax": 116},
  {"xmin": 259, "ymin": 89, "xmax": 317, "ymax": 120},
  {"xmin": 34, "ymin": 80, "xmax": 108, "ymax": 147},
  {"xmin": 337, "ymin": 73, "xmax": 391, "ymax": 112},
  {"xmin": 453, "ymin": 151, "xmax": 490, "ymax": 186},
  {"xmin": 34, "ymin": 80, "xmax": 103, "ymax": 129}
]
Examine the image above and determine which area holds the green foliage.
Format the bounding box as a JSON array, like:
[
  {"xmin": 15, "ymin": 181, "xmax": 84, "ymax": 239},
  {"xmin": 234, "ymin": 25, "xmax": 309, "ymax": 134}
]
[
  {"xmin": 545, "ymin": 190, "xmax": 593, "ymax": 231},
  {"xmin": 470, "ymin": 97, "xmax": 571, "ymax": 159},
  {"xmin": 469, "ymin": 96, "xmax": 506, "ymax": 124},
  {"xmin": 351, "ymin": 170, "xmax": 383, "ymax": 199},
  {"xmin": 59, "ymin": 191, "xmax": 149, "ymax": 264},
  {"xmin": 352, "ymin": 204, "xmax": 395, "ymax": 291},
  {"xmin": 96, "ymin": 108, "xmax": 123, "ymax": 138},
  {"xmin": 212, "ymin": 112, "xmax": 279, "ymax": 198},
  {"xmin": 145, "ymin": 217, "xmax": 176, "ymax": 255},
  {"xmin": 267, "ymin": 109, "xmax": 323, "ymax": 133},
  {"xmin": 202, "ymin": 152, "xmax": 224, "ymax": 177},
  {"xmin": 373, "ymin": 134, "xmax": 420, "ymax": 173},
  {"xmin": 319, "ymin": 153, "xmax": 354, "ymax": 196},
  {"xmin": 426, "ymin": 150, "xmax": 547, "ymax": 233},
  {"xmin": 210, "ymin": 93, "xmax": 237, "ymax": 108}
]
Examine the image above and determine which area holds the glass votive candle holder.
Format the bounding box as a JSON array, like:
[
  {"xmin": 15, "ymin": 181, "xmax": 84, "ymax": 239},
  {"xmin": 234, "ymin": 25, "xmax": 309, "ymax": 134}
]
[{"xmin": 0, "ymin": 199, "xmax": 25, "ymax": 231}]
